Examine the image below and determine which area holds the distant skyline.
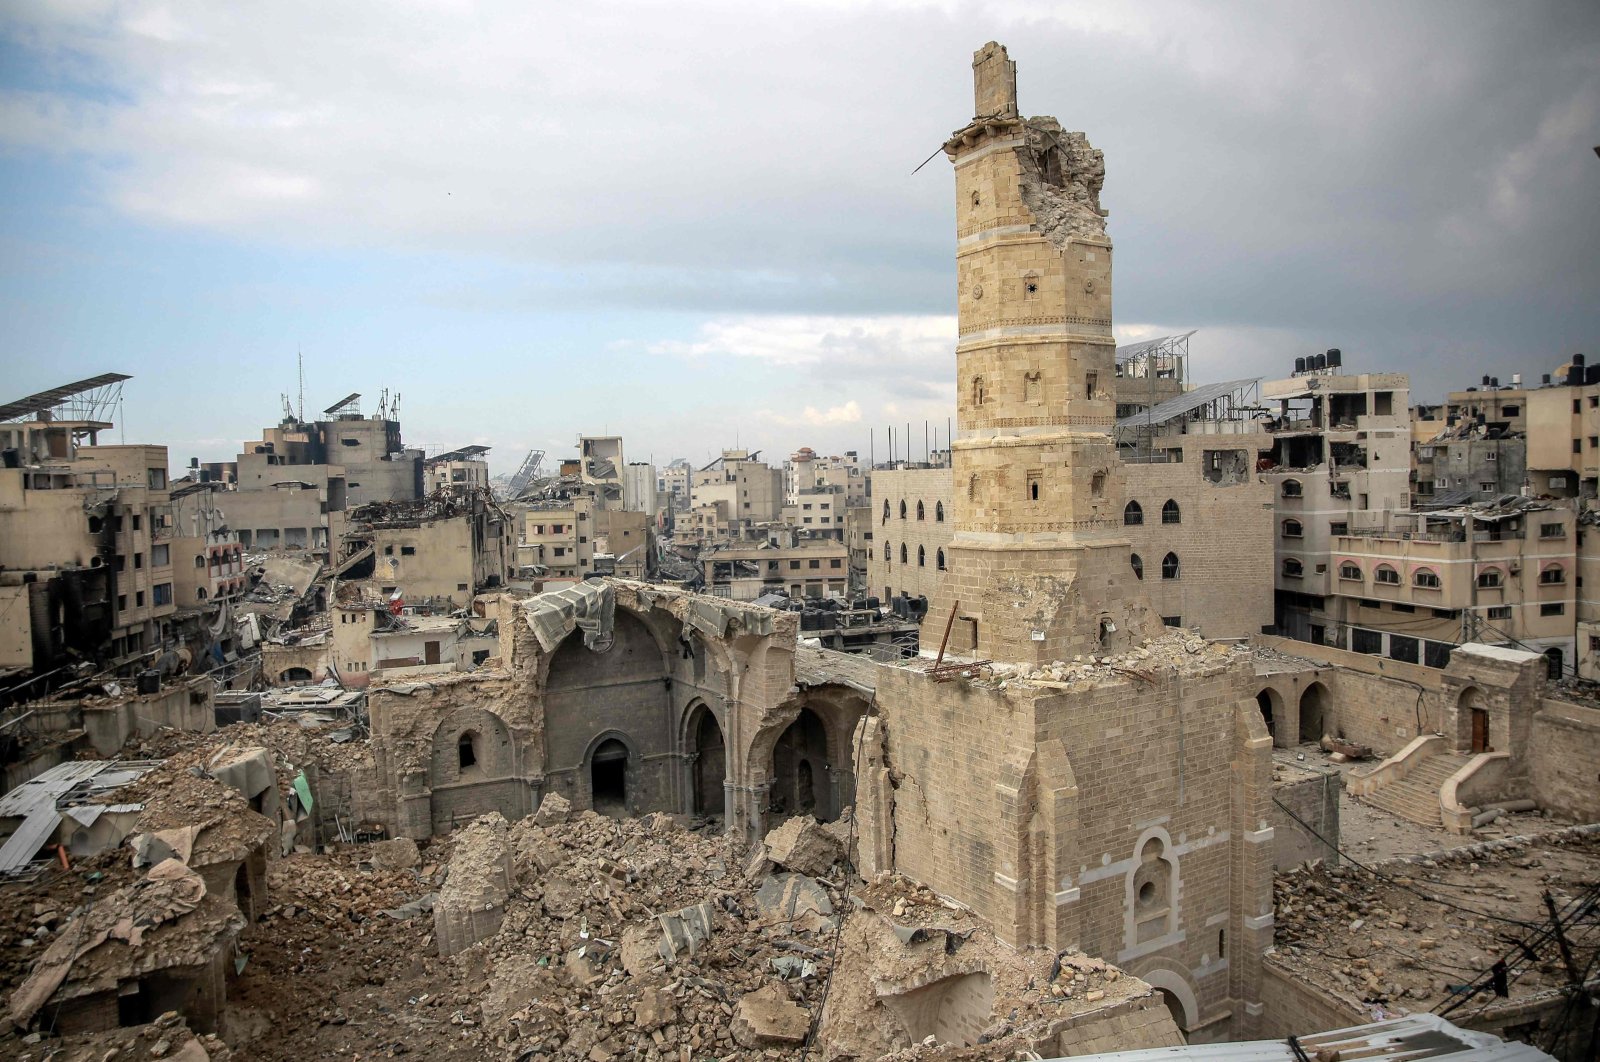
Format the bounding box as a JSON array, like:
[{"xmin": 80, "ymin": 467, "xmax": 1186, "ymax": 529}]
[{"xmin": 3, "ymin": 2, "xmax": 1597, "ymax": 474}]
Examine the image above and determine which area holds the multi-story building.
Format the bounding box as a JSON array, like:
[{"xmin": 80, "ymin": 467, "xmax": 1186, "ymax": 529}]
[
  {"xmin": 1524, "ymin": 355, "xmax": 1600, "ymax": 498},
  {"xmin": 425, "ymin": 446, "xmax": 491, "ymax": 496},
  {"xmin": 622, "ymin": 461, "xmax": 658, "ymax": 516},
  {"xmin": 518, "ymin": 494, "xmax": 596, "ymax": 582},
  {"xmin": 786, "ymin": 449, "xmax": 868, "ymax": 507},
  {"xmin": 340, "ymin": 489, "xmax": 512, "ymax": 611},
  {"xmin": 865, "ymin": 467, "xmax": 952, "ymax": 607},
  {"xmin": 690, "ymin": 450, "xmax": 784, "ymax": 540},
  {"xmin": 781, "ymin": 486, "xmax": 848, "ymax": 540},
  {"xmin": 1263, "ymin": 367, "xmax": 1575, "ymax": 673},
  {"xmin": 701, "ymin": 539, "xmax": 849, "ymax": 601}
]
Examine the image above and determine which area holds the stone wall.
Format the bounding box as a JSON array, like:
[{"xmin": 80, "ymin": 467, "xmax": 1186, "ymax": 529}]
[
  {"xmin": 865, "ymin": 642, "xmax": 1275, "ymax": 1039},
  {"xmin": 1530, "ymin": 698, "xmax": 1600, "ymax": 821},
  {"xmin": 1270, "ymin": 762, "xmax": 1341, "ymax": 869},
  {"xmin": 1254, "ymin": 958, "xmax": 1364, "ymax": 1038}
]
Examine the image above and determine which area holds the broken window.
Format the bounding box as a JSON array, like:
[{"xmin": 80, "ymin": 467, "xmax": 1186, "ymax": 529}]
[
  {"xmin": 1023, "ymin": 370, "xmax": 1042, "ymax": 403},
  {"xmin": 936, "ymin": 549, "xmax": 946, "ymax": 571},
  {"xmin": 1091, "ymin": 470, "xmax": 1106, "ymax": 497},
  {"xmin": 1085, "ymin": 372, "xmax": 1098, "ymax": 400},
  {"xmin": 883, "ymin": 542, "xmax": 891, "ymax": 562},
  {"xmin": 1282, "ymin": 519, "xmax": 1302, "ymax": 538},
  {"xmin": 935, "ymin": 501, "xmax": 944, "ymax": 522},
  {"xmin": 1130, "ymin": 553, "xmax": 1143, "ymax": 580},
  {"xmin": 1161, "ymin": 552, "xmax": 1179, "ymax": 579},
  {"xmin": 458, "ymin": 732, "xmax": 478, "ymax": 771},
  {"xmin": 882, "ymin": 500, "xmax": 890, "ymax": 525},
  {"xmin": 1281, "ymin": 479, "xmax": 1303, "ymax": 498},
  {"xmin": 1282, "ymin": 558, "xmax": 1304, "ymax": 578},
  {"xmin": 916, "ymin": 500, "xmax": 925, "ymax": 520}
]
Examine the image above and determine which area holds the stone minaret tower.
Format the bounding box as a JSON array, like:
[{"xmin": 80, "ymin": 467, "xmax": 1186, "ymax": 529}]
[{"xmin": 924, "ymin": 43, "xmax": 1160, "ymax": 665}]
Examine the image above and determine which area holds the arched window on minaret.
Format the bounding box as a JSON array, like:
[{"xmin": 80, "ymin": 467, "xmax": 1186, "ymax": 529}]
[
  {"xmin": 935, "ymin": 501, "xmax": 944, "ymax": 522},
  {"xmin": 1023, "ymin": 370, "xmax": 1042, "ymax": 403},
  {"xmin": 972, "ymin": 376, "xmax": 986, "ymax": 406}
]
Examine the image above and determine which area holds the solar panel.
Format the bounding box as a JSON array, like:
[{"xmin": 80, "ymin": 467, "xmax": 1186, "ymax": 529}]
[
  {"xmin": 1114, "ymin": 377, "xmax": 1260, "ymax": 431},
  {"xmin": 0, "ymin": 373, "xmax": 132, "ymax": 424}
]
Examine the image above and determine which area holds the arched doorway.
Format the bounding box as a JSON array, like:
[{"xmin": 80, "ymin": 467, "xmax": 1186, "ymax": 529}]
[
  {"xmin": 1157, "ymin": 988, "xmax": 1188, "ymax": 1035},
  {"xmin": 1299, "ymin": 682, "xmax": 1328, "ymax": 744},
  {"xmin": 591, "ymin": 739, "xmax": 629, "ymax": 817},
  {"xmin": 772, "ymin": 708, "xmax": 832, "ymax": 821},
  {"xmin": 690, "ymin": 706, "xmax": 726, "ymax": 817},
  {"xmin": 234, "ymin": 863, "xmax": 253, "ymax": 919},
  {"xmin": 1460, "ymin": 687, "xmax": 1490, "ymax": 754},
  {"xmin": 1255, "ymin": 689, "xmax": 1278, "ymax": 738},
  {"xmin": 1544, "ymin": 647, "xmax": 1563, "ymax": 680},
  {"xmin": 280, "ymin": 667, "xmax": 313, "ymax": 684}
]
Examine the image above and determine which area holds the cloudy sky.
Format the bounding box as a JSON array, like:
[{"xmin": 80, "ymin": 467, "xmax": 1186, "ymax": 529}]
[{"xmin": 3, "ymin": 1, "xmax": 1597, "ymax": 473}]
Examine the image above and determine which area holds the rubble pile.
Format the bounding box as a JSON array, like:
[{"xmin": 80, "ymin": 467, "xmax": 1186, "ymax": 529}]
[
  {"xmin": 463, "ymin": 808, "xmax": 851, "ymax": 1061},
  {"xmin": 12, "ymin": 1009, "xmax": 232, "ymax": 1062},
  {"xmin": 985, "ymin": 631, "xmax": 1247, "ymax": 690},
  {"xmin": 1272, "ymin": 829, "xmax": 1600, "ymax": 1012}
]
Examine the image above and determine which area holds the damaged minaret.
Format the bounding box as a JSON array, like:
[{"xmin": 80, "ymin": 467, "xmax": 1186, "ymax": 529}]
[{"xmin": 925, "ymin": 41, "xmax": 1161, "ymax": 664}]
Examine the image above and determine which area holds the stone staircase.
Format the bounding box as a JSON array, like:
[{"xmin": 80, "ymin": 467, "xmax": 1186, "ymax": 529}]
[{"xmin": 1356, "ymin": 752, "xmax": 1473, "ymax": 829}]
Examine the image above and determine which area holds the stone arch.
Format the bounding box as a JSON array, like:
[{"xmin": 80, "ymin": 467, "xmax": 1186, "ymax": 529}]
[
  {"xmin": 280, "ymin": 667, "xmax": 313, "ymax": 684},
  {"xmin": 751, "ymin": 689, "xmax": 868, "ymax": 829},
  {"xmin": 544, "ymin": 608, "xmax": 671, "ymax": 813},
  {"xmin": 584, "ymin": 730, "xmax": 635, "ymax": 818},
  {"xmin": 1255, "ymin": 688, "xmax": 1280, "ymax": 739},
  {"xmin": 1458, "ymin": 685, "xmax": 1490, "ymax": 753},
  {"xmin": 428, "ymin": 706, "xmax": 516, "ymax": 834},
  {"xmin": 1299, "ymin": 681, "xmax": 1329, "ymax": 744},
  {"xmin": 772, "ymin": 707, "xmax": 829, "ymax": 821},
  {"xmin": 1139, "ymin": 965, "xmax": 1198, "ymax": 1035},
  {"xmin": 1125, "ymin": 831, "xmax": 1177, "ymax": 949},
  {"xmin": 684, "ymin": 700, "xmax": 727, "ymax": 817}
]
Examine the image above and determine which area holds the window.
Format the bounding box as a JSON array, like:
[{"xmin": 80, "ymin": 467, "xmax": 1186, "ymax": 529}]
[
  {"xmin": 1477, "ymin": 568, "xmax": 1503, "ymax": 588},
  {"xmin": 1161, "ymin": 616, "xmax": 1182, "ymax": 627},
  {"xmin": 900, "ymin": 544, "xmax": 908, "ymax": 563},
  {"xmin": 1085, "ymin": 371, "xmax": 1098, "ymax": 399},
  {"xmin": 1413, "ymin": 568, "xmax": 1441, "ymax": 589},
  {"xmin": 935, "ymin": 501, "xmax": 944, "ymax": 522},
  {"xmin": 1351, "ymin": 628, "xmax": 1382, "ymax": 655},
  {"xmin": 1540, "ymin": 523, "xmax": 1565, "ymax": 539},
  {"xmin": 1130, "ymin": 553, "xmax": 1144, "ymax": 580},
  {"xmin": 195, "ymin": 555, "xmax": 206, "ymax": 568},
  {"xmin": 1161, "ymin": 499, "xmax": 1180, "ymax": 525},
  {"xmin": 151, "ymin": 544, "xmax": 169, "ymax": 566},
  {"xmin": 936, "ymin": 549, "xmax": 946, "ymax": 571},
  {"xmin": 1392, "ymin": 603, "xmax": 1415, "ymax": 613},
  {"xmin": 789, "ymin": 560, "xmax": 801, "ymax": 570},
  {"xmin": 1539, "ymin": 565, "xmax": 1565, "ymax": 585},
  {"xmin": 458, "ymin": 732, "xmax": 478, "ymax": 770},
  {"xmin": 1329, "ymin": 521, "xmax": 1348, "ymax": 536},
  {"xmin": 1338, "ymin": 562, "xmax": 1361, "ymax": 580},
  {"xmin": 1416, "ymin": 480, "xmax": 1434, "ymax": 496},
  {"xmin": 1541, "ymin": 603, "xmax": 1565, "ymax": 617},
  {"xmin": 147, "ymin": 468, "xmax": 166, "ymax": 490},
  {"xmin": 899, "ymin": 500, "xmax": 907, "ymax": 519},
  {"xmin": 152, "ymin": 583, "xmax": 172, "ymax": 606},
  {"xmin": 135, "ymin": 591, "xmax": 145, "ymax": 607},
  {"xmin": 1124, "ymin": 501, "xmax": 1144, "ymax": 526},
  {"xmin": 972, "ymin": 376, "xmax": 986, "ymax": 406},
  {"xmin": 1500, "ymin": 406, "xmax": 1518, "ymax": 417},
  {"xmin": 401, "ymin": 545, "xmax": 416, "ymax": 556},
  {"xmin": 1028, "ymin": 471, "xmax": 1042, "ymax": 501},
  {"xmin": 1375, "ymin": 565, "xmax": 1400, "ymax": 585},
  {"xmin": 1283, "ymin": 558, "xmax": 1304, "ymax": 578},
  {"xmin": 1281, "ymin": 479, "xmax": 1302, "ymax": 498},
  {"xmin": 1090, "ymin": 470, "xmax": 1106, "ymax": 497},
  {"xmin": 132, "ymin": 514, "xmax": 142, "ymax": 531},
  {"xmin": 1389, "ymin": 635, "xmax": 1419, "ymax": 664},
  {"xmin": 1574, "ymin": 439, "xmax": 1582, "ymax": 455},
  {"xmin": 916, "ymin": 500, "xmax": 924, "ymax": 520},
  {"xmin": 134, "ymin": 552, "xmax": 144, "ymax": 570},
  {"xmin": 882, "ymin": 500, "xmax": 890, "ymax": 524},
  {"xmin": 1487, "ymin": 606, "xmax": 1512, "ymax": 620},
  {"xmin": 883, "ymin": 542, "xmax": 891, "ymax": 562},
  {"xmin": 1486, "ymin": 450, "xmax": 1498, "ymax": 462},
  {"xmin": 1161, "ymin": 552, "xmax": 1179, "ymax": 579},
  {"xmin": 1282, "ymin": 519, "xmax": 1302, "ymax": 538},
  {"xmin": 829, "ymin": 559, "xmax": 841, "ymax": 569},
  {"xmin": 917, "ymin": 546, "xmax": 926, "ymax": 567}
]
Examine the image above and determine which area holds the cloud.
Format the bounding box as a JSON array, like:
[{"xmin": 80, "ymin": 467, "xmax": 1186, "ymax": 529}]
[{"xmin": 760, "ymin": 400, "xmax": 863, "ymax": 428}]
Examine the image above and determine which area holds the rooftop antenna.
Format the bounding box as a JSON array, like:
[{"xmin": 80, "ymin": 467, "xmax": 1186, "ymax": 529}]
[{"xmin": 297, "ymin": 348, "xmax": 304, "ymax": 421}]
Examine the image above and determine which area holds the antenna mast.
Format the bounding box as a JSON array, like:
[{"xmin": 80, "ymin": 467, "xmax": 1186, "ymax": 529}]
[{"xmin": 297, "ymin": 348, "xmax": 304, "ymax": 421}]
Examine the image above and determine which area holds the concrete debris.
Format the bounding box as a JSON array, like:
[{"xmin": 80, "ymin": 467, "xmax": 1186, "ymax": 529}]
[
  {"xmin": 367, "ymin": 835, "xmax": 420, "ymax": 870},
  {"xmin": 433, "ymin": 812, "xmax": 512, "ymax": 957},
  {"xmin": 755, "ymin": 873, "xmax": 834, "ymax": 927},
  {"xmin": 656, "ymin": 901, "xmax": 716, "ymax": 960},
  {"xmin": 534, "ymin": 790, "xmax": 573, "ymax": 827},
  {"xmin": 762, "ymin": 814, "xmax": 845, "ymax": 877},
  {"xmin": 730, "ymin": 984, "xmax": 810, "ymax": 1048}
]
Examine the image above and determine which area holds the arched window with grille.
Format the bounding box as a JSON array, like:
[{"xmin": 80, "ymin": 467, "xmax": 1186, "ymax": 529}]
[
  {"xmin": 1283, "ymin": 558, "xmax": 1304, "ymax": 578},
  {"xmin": 1124, "ymin": 501, "xmax": 1143, "ymax": 526},
  {"xmin": 1413, "ymin": 567, "xmax": 1441, "ymax": 589},
  {"xmin": 916, "ymin": 500, "xmax": 925, "ymax": 521},
  {"xmin": 1161, "ymin": 552, "xmax": 1180, "ymax": 579},
  {"xmin": 1477, "ymin": 567, "xmax": 1503, "ymax": 588},
  {"xmin": 1282, "ymin": 519, "xmax": 1303, "ymax": 538},
  {"xmin": 900, "ymin": 543, "xmax": 908, "ymax": 564},
  {"xmin": 1162, "ymin": 499, "xmax": 1180, "ymax": 524},
  {"xmin": 935, "ymin": 501, "xmax": 945, "ymax": 522},
  {"xmin": 1375, "ymin": 564, "xmax": 1400, "ymax": 585},
  {"xmin": 1338, "ymin": 561, "xmax": 1361, "ymax": 581},
  {"xmin": 899, "ymin": 500, "xmax": 907, "ymax": 519},
  {"xmin": 1281, "ymin": 479, "xmax": 1303, "ymax": 498},
  {"xmin": 917, "ymin": 545, "xmax": 926, "ymax": 567}
]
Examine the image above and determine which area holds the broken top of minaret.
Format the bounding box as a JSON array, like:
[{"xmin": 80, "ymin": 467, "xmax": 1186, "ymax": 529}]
[{"xmin": 973, "ymin": 40, "xmax": 1018, "ymax": 119}]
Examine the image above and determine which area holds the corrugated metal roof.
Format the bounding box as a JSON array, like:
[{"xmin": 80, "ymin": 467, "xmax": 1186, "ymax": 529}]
[
  {"xmin": 1115, "ymin": 331, "xmax": 1196, "ymax": 365},
  {"xmin": 0, "ymin": 806, "xmax": 62, "ymax": 872},
  {"xmin": 1042, "ymin": 1013, "xmax": 1553, "ymax": 1062},
  {"xmin": 0, "ymin": 761, "xmax": 159, "ymax": 872},
  {"xmin": 1114, "ymin": 378, "xmax": 1260, "ymax": 432}
]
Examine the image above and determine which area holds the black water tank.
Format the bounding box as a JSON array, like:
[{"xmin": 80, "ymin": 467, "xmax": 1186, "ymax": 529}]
[
  {"xmin": 1294, "ymin": 357, "xmax": 1306, "ymax": 374},
  {"xmin": 1491, "ymin": 377, "xmax": 1500, "ymax": 388},
  {"xmin": 1543, "ymin": 374, "xmax": 1553, "ymax": 386},
  {"xmin": 1311, "ymin": 353, "xmax": 1324, "ymax": 371},
  {"xmin": 137, "ymin": 670, "xmax": 161, "ymax": 695},
  {"xmin": 1586, "ymin": 364, "xmax": 1600, "ymax": 386},
  {"xmin": 864, "ymin": 596, "xmax": 880, "ymax": 610},
  {"xmin": 1325, "ymin": 348, "xmax": 1342, "ymax": 368},
  {"xmin": 1568, "ymin": 365, "xmax": 1583, "ymax": 386},
  {"xmin": 0, "ymin": 449, "xmax": 17, "ymax": 469},
  {"xmin": 1577, "ymin": 354, "xmax": 1587, "ymax": 367}
]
